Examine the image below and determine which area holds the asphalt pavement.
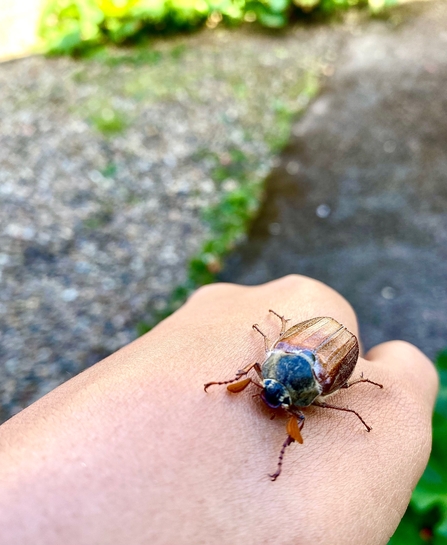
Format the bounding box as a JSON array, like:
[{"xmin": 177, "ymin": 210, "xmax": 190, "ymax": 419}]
[{"xmin": 222, "ymin": 1, "xmax": 447, "ymax": 360}]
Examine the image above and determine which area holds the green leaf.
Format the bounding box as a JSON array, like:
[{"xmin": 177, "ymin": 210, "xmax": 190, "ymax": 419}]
[
  {"xmin": 390, "ymin": 349, "xmax": 447, "ymax": 543},
  {"xmin": 293, "ymin": 0, "xmax": 320, "ymax": 10},
  {"xmin": 266, "ymin": 0, "xmax": 289, "ymax": 13},
  {"xmin": 256, "ymin": 9, "xmax": 287, "ymax": 27}
]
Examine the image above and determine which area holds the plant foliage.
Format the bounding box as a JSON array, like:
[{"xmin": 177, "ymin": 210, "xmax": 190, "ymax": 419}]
[
  {"xmin": 390, "ymin": 349, "xmax": 447, "ymax": 544},
  {"xmin": 39, "ymin": 0, "xmax": 396, "ymax": 54}
]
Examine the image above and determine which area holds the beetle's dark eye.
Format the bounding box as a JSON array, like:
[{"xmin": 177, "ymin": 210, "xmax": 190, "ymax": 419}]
[{"xmin": 262, "ymin": 379, "xmax": 290, "ymax": 409}]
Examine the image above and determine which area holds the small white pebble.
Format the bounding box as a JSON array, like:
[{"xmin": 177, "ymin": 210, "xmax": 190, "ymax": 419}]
[
  {"xmin": 381, "ymin": 286, "xmax": 396, "ymax": 300},
  {"xmin": 316, "ymin": 204, "xmax": 331, "ymax": 218},
  {"xmin": 21, "ymin": 227, "xmax": 36, "ymax": 240},
  {"xmin": 0, "ymin": 253, "xmax": 9, "ymax": 266},
  {"xmin": 61, "ymin": 288, "xmax": 79, "ymax": 302},
  {"xmin": 88, "ymin": 170, "xmax": 104, "ymax": 184},
  {"xmin": 4, "ymin": 224, "xmax": 35, "ymax": 240},
  {"xmin": 383, "ymin": 140, "xmax": 396, "ymax": 153},
  {"xmin": 222, "ymin": 179, "xmax": 238, "ymax": 192},
  {"xmin": 5, "ymin": 359, "xmax": 18, "ymax": 374},
  {"xmin": 286, "ymin": 161, "xmax": 300, "ymax": 175},
  {"xmin": 268, "ymin": 222, "xmax": 281, "ymax": 236}
]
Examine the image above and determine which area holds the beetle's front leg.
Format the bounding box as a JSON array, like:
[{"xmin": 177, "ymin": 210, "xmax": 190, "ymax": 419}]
[
  {"xmin": 286, "ymin": 410, "xmax": 305, "ymax": 443},
  {"xmin": 287, "ymin": 407, "xmax": 305, "ymax": 429},
  {"xmin": 269, "ymin": 432, "xmax": 297, "ymax": 482},
  {"xmin": 204, "ymin": 360, "xmax": 259, "ymax": 392},
  {"xmin": 269, "ymin": 409, "xmax": 305, "ymax": 481}
]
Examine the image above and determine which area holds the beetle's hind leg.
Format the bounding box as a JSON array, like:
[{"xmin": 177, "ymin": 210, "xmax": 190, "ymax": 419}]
[
  {"xmin": 313, "ymin": 401, "xmax": 372, "ymax": 432},
  {"xmin": 204, "ymin": 361, "xmax": 262, "ymax": 392},
  {"xmin": 269, "ymin": 309, "xmax": 290, "ymax": 336}
]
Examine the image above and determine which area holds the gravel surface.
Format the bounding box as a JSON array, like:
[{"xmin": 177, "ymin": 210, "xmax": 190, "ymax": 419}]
[{"xmin": 0, "ymin": 26, "xmax": 339, "ymax": 422}]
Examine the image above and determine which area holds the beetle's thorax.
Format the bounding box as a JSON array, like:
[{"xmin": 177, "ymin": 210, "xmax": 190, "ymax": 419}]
[{"xmin": 261, "ymin": 348, "xmax": 322, "ymax": 407}]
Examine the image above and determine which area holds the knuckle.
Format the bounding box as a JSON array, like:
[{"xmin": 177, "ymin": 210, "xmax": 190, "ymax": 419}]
[
  {"xmin": 266, "ymin": 275, "xmax": 324, "ymax": 299},
  {"xmin": 384, "ymin": 340, "xmax": 437, "ymax": 381},
  {"xmin": 263, "ymin": 274, "xmax": 358, "ymax": 329},
  {"xmin": 270, "ymin": 274, "xmax": 345, "ymax": 302},
  {"xmin": 271, "ymin": 274, "xmax": 315, "ymax": 290},
  {"xmin": 188, "ymin": 282, "xmax": 234, "ymax": 301}
]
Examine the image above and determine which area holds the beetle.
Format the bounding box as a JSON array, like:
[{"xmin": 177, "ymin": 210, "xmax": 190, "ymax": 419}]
[{"xmin": 204, "ymin": 310, "xmax": 383, "ymax": 480}]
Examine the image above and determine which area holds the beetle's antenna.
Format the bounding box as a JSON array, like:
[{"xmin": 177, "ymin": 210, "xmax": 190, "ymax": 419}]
[{"xmin": 269, "ymin": 435, "xmax": 294, "ymax": 481}]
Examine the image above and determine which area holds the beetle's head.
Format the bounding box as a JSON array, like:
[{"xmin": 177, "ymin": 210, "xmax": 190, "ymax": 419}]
[{"xmin": 261, "ymin": 379, "xmax": 292, "ymax": 409}]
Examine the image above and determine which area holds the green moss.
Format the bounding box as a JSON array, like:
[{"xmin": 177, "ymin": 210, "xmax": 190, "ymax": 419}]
[
  {"xmin": 92, "ymin": 46, "xmax": 164, "ymax": 66},
  {"xmin": 101, "ymin": 162, "xmax": 118, "ymax": 178},
  {"xmin": 82, "ymin": 206, "xmax": 114, "ymax": 229},
  {"xmin": 90, "ymin": 106, "xmax": 128, "ymax": 135},
  {"xmin": 265, "ymin": 71, "xmax": 319, "ymax": 151}
]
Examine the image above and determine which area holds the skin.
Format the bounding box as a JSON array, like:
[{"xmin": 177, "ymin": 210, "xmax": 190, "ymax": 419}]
[{"xmin": 0, "ymin": 275, "xmax": 438, "ymax": 545}]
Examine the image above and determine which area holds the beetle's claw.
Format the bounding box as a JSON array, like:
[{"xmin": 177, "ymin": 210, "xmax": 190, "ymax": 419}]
[{"xmin": 204, "ymin": 381, "xmax": 220, "ymax": 392}]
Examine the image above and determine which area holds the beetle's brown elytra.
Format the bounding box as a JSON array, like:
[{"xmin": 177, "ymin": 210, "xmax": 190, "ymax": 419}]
[{"xmin": 204, "ymin": 310, "xmax": 383, "ymax": 481}]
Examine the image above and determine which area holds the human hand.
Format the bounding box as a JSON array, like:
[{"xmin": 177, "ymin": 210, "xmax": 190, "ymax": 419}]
[{"xmin": 0, "ymin": 275, "xmax": 438, "ymax": 545}]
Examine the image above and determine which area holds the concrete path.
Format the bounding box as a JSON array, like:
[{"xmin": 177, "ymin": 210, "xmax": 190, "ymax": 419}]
[{"xmin": 222, "ymin": 1, "xmax": 447, "ymax": 360}]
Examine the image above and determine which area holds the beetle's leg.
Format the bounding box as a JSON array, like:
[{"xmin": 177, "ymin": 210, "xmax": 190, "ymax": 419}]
[
  {"xmin": 269, "ymin": 309, "xmax": 290, "ymax": 336},
  {"xmin": 269, "ymin": 410, "xmax": 304, "ymax": 481},
  {"xmin": 252, "ymin": 324, "xmax": 271, "ymax": 353},
  {"xmin": 269, "ymin": 435, "xmax": 294, "ymax": 481},
  {"xmin": 228, "ymin": 376, "xmax": 264, "ymax": 393},
  {"xmin": 254, "ymin": 362, "xmax": 263, "ymax": 380},
  {"xmin": 287, "ymin": 407, "xmax": 305, "ymax": 429},
  {"xmin": 286, "ymin": 414, "xmax": 304, "ymax": 444},
  {"xmin": 342, "ymin": 378, "xmax": 383, "ymax": 389},
  {"xmin": 204, "ymin": 360, "xmax": 258, "ymax": 392},
  {"xmin": 227, "ymin": 377, "xmax": 261, "ymax": 393},
  {"xmin": 312, "ymin": 401, "xmax": 372, "ymax": 432}
]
